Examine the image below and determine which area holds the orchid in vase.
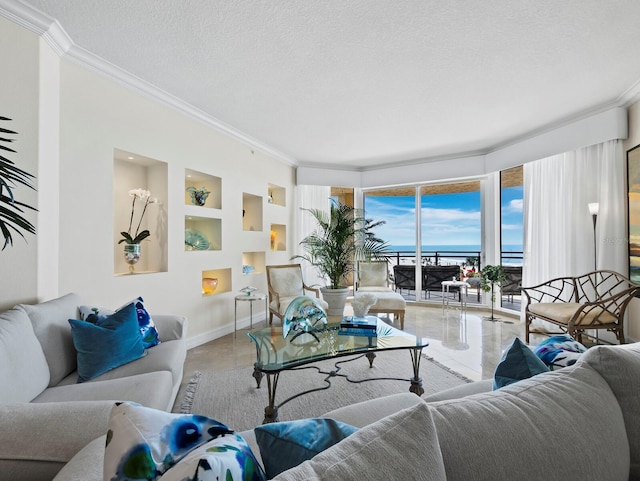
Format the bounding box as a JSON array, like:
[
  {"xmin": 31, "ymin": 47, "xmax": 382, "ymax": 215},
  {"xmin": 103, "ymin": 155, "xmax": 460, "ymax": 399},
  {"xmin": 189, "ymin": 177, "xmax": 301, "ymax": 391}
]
[{"xmin": 119, "ymin": 188, "xmax": 155, "ymax": 245}]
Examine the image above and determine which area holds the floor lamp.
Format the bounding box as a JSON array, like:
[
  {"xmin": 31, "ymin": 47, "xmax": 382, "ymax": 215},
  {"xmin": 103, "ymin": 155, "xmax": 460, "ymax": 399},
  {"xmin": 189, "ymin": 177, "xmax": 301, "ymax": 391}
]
[
  {"xmin": 588, "ymin": 201, "xmax": 599, "ymax": 344},
  {"xmin": 588, "ymin": 202, "xmax": 599, "ymax": 271}
]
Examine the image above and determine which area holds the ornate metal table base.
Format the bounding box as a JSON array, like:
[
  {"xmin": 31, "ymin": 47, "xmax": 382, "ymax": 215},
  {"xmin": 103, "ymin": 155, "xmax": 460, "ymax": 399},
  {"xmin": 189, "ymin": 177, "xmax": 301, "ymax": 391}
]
[{"xmin": 256, "ymin": 347, "xmax": 424, "ymax": 424}]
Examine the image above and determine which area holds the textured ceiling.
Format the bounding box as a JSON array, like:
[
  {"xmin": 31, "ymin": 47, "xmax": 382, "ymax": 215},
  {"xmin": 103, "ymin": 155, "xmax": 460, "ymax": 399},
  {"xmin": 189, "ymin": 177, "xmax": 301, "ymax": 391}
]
[{"xmin": 13, "ymin": 0, "xmax": 640, "ymax": 169}]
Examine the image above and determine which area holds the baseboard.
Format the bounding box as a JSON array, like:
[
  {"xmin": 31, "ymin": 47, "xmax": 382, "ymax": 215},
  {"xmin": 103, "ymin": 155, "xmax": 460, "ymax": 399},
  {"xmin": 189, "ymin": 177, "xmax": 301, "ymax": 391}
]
[{"xmin": 185, "ymin": 316, "xmax": 256, "ymax": 350}]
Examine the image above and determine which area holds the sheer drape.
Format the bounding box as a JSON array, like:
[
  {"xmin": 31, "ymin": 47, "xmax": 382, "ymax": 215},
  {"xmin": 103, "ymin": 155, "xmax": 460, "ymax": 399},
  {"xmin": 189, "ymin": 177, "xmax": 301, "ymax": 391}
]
[
  {"xmin": 295, "ymin": 185, "xmax": 331, "ymax": 288},
  {"xmin": 523, "ymin": 140, "xmax": 625, "ymax": 288}
]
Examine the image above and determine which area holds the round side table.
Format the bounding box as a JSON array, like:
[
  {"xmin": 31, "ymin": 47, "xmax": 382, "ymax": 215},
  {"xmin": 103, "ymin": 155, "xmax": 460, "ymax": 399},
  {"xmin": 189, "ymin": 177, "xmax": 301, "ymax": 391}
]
[{"xmin": 234, "ymin": 292, "xmax": 268, "ymax": 335}]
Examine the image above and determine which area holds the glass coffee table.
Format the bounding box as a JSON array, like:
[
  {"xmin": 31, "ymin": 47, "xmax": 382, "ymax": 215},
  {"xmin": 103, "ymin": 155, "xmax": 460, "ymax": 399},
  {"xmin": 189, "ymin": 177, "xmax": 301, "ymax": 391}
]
[{"xmin": 247, "ymin": 317, "xmax": 429, "ymax": 424}]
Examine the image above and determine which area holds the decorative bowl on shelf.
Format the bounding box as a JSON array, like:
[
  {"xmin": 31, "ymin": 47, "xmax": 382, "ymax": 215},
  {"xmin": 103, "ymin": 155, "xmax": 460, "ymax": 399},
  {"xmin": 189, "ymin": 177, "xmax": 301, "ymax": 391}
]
[
  {"xmin": 202, "ymin": 277, "xmax": 218, "ymax": 295},
  {"xmin": 242, "ymin": 265, "xmax": 255, "ymax": 275},
  {"xmin": 185, "ymin": 229, "xmax": 210, "ymax": 250}
]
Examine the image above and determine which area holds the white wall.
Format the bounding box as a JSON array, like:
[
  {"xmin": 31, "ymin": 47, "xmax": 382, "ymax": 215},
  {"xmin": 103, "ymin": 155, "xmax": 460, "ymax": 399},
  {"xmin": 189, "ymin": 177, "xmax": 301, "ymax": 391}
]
[
  {"xmin": 0, "ymin": 16, "xmax": 40, "ymax": 309},
  {"xmin": 0, "ymin": 17, "xmax": 296, "ymax": 343},
  {"xmin": 56, "ymin": 59, "xmax": 295, "ymax": 341}
]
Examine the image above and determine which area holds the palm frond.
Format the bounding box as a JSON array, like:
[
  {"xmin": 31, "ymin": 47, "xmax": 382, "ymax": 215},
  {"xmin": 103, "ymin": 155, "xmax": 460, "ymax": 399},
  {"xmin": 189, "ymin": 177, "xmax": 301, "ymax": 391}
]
[{"xmin": 0, "ymin": 117, "xmax": 37, "ymax": 250}]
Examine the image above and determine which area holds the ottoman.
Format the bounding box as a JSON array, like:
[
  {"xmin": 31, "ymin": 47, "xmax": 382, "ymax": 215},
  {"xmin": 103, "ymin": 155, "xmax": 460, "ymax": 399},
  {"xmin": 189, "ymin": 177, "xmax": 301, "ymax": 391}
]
[{"xmin": 355, "ymin": 289, "xmax": 406, "ymax": 329}]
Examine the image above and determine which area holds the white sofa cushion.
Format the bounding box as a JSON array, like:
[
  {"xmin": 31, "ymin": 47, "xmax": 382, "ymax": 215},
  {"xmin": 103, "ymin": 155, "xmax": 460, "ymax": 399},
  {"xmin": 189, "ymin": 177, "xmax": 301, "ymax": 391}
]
[
  {"xmin": 18, "ymin": 293, "xmax": 82, "ymax": 386},
  {"xmin": 273, "ymin": 401, "xmax": 446, "ymax": 480},
  {"xmin": 582, "ymin": 343, "xmax": 640, "ymax": 480},
  {"xmin": 0, "ymin": 308, "xmax": 50, "ymax": 402},
  {"xmin": 429, "ymin": 361, "xmax": 630, "ymax": 481}
]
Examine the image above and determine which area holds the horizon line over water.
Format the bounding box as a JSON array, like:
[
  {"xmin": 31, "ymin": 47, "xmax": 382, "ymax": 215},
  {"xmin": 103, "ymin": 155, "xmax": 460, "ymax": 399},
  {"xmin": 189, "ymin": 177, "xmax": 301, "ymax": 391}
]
[{"xmin": 388, "ymin": 244, "xmax": 523, "ymax": 252}]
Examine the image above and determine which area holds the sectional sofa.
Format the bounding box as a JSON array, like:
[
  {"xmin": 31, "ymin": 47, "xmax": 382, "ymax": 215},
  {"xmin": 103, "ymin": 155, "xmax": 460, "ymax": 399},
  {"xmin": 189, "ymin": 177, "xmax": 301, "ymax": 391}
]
[
  {"xmin": 0, "ymin": 293, "xmax": 187, "ymax": 481},
  {"xmin": 55, "ymin": 342, "xmax": 638, "ymax": 480}
]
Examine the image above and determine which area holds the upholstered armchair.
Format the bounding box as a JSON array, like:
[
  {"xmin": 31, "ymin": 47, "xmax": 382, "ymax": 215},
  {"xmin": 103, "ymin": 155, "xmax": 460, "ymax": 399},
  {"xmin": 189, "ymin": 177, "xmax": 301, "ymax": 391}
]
[
  {"xmin": 356, "ymin": 261, "xmax": 406, "ymax": 329},
  {"xmin": 266, "ymin": 264, "xmax": 328, "ymax": 325}
]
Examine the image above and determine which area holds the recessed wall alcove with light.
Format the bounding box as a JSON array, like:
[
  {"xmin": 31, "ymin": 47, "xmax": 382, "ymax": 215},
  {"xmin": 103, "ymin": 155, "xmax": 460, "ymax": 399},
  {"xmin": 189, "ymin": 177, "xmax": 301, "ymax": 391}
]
[{"xmin": 113, "ymin": 149, "xmax": 168, "ymax": 275}]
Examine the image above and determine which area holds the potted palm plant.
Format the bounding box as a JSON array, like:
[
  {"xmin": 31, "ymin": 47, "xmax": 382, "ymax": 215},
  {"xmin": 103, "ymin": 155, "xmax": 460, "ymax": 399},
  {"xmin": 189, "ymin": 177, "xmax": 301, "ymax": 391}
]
[
  {"xmin": 0, "ymin": 116, "xmax": 36, "ymax": 250},
  {"xmin": 294, "ymin": 200, "xmax": 389, "ymax": 316},
  {"xmin": 479, "ymin": 264, "xmax": 508, "ymax": 321}
]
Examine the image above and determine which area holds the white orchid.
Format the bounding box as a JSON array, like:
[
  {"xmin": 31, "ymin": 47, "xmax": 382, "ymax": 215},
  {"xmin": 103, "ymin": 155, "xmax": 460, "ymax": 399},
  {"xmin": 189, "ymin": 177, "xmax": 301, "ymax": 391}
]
[{"xmin": 119, "ymin": 188, "xmax": 153, "ymax": 244}]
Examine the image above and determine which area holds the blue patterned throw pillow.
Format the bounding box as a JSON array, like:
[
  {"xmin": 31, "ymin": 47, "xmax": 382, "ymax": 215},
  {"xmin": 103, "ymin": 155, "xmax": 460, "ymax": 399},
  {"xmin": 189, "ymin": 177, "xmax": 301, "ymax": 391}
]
[
  {"xmin": 493, "ymin": 337, "xmax": 549, "ymax": 389},
  {"xmin": 122, "ymin": 297, "xmax": 161, "ymax": 349},
  {"xmin": 533, "ymin": 334, "xmax": 587, "ymax": 370},
  {"xmin": 104, "ymin": 402, "xmax": 265, "ymax": 481}
]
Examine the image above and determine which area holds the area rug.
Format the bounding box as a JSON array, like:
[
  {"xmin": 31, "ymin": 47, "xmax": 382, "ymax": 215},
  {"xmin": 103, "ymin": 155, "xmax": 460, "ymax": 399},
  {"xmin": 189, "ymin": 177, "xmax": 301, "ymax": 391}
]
[{"xmin": 178, "ymin": 351, "xmax": 472, "ymax": 431}]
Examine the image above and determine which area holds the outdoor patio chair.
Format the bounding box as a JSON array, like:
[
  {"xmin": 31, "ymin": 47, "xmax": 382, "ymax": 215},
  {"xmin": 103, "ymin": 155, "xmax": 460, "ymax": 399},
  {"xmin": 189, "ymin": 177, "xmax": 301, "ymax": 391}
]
[
  {"xmin": 423, "ymin": 265, "xmax": 461, "ymax": 299},
  {"xmin": 392, "ymin": 265, "xmax": 416, "ymax": 296},
  {"xmin": 266, "ymin": 264, "xmax": 328, "ymax": 325},
  {"xmin": 501, "ymin": 266, "xmax": 522, "ymax": 302}
]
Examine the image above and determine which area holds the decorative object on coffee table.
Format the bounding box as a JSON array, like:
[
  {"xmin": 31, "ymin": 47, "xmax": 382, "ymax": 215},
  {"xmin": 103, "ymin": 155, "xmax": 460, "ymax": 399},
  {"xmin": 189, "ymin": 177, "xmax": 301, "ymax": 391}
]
[
  {"xmin": 351, "ymin": 293, "xmax": 377, "ymax": 318},
  {"xmin": 281, "ymin": 296, "xmax": 327, "ymax": 342}
]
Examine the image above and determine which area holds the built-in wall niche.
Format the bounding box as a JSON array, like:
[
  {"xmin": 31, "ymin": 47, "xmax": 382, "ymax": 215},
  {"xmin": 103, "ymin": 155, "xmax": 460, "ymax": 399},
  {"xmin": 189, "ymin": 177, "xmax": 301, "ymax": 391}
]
[
  {"xmin": 242, "ymin": 251, "xmax": 265, "ymax": 275},
  {"xmin": 267, "ymin": 183, "xmax": 286, "ymax": 207},
  {"xmin": 185, "ymin": 216, "xmax": 221, "ymax": 251},
  {"xmin": 270, "ymin": 224, "xmax": 287, "ymax": 251},
  {"xmin": 184, "ymin": 168, "xmax": 221, "ymax": 209},
  {"xmin": 113, "ymin": 149, "xmax": 168, "ymax": 275},
  {"xmin": 242, "ymin": 193, "xmax": 263, "ymax": 232},
  {"xmin": 201, "ymin": 268, "xmax": 231, "ymax": 296}
]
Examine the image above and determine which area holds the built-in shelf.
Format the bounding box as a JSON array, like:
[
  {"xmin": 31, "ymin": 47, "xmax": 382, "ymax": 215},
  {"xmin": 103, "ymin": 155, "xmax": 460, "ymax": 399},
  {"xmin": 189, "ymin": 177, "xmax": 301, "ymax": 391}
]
[
  {"xmin": 185, "ymin": 216, "xmax": 222, "ymax": 251},
  {"xmin": 113, "ymin": 149, "xmax": 168, "ymax": 275},
  {"xmin": 185, "ymin": 168, "xmax": 222, "ymax": 209},
  {"xmin": 267, "ymin": 183, "xmax": 286, "ymax": 207},
  {"xmin": 270, "ymin": 224, "xmax": 286, "ymax": 251},
  {"xmin": 201, "ymin": 268, "xmax": 231, "ymax": 296},
  {"xmin": 243, "ymin": 192, "xmax": 263, "ymax": 232},
  {"xmin": 242, "ymin": 251, "xmax": 266, "ymax": 275}
]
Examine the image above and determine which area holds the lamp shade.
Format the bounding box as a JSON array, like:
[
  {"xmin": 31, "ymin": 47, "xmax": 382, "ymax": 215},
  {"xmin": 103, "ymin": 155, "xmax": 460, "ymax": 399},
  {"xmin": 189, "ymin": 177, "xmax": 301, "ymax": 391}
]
[{"xmin": 588, "ymin": 202, "xmax": 600, "ymax": 216}]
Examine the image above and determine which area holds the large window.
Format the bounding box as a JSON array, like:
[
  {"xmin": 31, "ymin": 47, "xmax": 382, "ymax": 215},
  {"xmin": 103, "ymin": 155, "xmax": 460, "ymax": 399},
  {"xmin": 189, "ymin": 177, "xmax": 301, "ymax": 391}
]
[
  {"xmin": 500, "ymin": 166, "xmax": 523, "ymax": 309},
  {"xmin": 364, "ymin": 181, "xmax": 481, "ymax": 302}
]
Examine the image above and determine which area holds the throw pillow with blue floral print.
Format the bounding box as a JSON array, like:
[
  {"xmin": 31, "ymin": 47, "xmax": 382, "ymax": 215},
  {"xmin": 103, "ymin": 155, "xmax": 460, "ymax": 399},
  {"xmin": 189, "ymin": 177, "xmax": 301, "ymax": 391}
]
[
  {"xmin": 104, "ymin": 402, "xmax": 265, "ymax": 481},
  {"xmin": 533, "ymin": 334, "xmax": 587, "ymax": 370}
]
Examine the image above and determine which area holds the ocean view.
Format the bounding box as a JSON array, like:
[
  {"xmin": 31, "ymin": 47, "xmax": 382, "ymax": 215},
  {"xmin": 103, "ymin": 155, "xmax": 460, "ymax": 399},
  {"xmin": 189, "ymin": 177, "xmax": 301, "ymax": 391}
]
[{"xmin": 388, "ymin": 244, "xmax": 523, "ymax": 253}]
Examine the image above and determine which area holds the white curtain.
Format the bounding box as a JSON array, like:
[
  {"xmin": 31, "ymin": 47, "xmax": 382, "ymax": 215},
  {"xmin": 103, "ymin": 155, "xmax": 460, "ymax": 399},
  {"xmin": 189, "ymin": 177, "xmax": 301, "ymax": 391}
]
[
  {"xmin": 523, "ymin": 140, "xmax": 625, "ymax": 288},
  {"xmin": 295, "ymin": 185, "xmax": 331, "ymax": 288}
]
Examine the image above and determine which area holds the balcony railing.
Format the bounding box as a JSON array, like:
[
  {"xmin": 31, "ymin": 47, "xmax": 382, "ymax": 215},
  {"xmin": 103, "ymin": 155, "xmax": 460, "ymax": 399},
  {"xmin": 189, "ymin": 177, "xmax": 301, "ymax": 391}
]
[{"xmin": 379, "ymin": 249, "xmax": 523, "ymax": 311}]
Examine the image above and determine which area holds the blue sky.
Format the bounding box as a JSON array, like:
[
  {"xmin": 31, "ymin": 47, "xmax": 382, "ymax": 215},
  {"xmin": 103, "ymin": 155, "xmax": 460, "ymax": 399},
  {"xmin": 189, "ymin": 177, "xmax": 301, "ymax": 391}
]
[{"xmin": 364, "ymin": 186, "xmax": 523, "ymax": 249}]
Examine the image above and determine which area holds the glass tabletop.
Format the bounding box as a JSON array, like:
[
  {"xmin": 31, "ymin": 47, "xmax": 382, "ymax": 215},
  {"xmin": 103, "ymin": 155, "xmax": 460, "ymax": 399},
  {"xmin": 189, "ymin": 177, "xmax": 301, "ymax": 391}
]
[{"xmin": 247, "ymin": 317, "xmax": 429, "ymax": 373}]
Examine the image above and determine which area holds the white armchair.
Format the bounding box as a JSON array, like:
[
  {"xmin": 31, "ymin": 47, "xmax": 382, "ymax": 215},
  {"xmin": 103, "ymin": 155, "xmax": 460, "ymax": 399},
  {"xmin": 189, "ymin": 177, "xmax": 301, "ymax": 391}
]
[
  {"xmin": 356, "ymin": 261, "xmax": 406, "ymax": 329},
  {"xmin": 266, "ymin": 264, "xmax": 329, "ymax": 324}
]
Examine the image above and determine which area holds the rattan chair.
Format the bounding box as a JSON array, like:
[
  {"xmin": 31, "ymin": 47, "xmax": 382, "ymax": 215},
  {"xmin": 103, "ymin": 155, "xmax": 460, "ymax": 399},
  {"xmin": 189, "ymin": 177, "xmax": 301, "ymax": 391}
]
[{"xmin": 522, "ymin": 270, "xmax": 639, "ymax": 344}]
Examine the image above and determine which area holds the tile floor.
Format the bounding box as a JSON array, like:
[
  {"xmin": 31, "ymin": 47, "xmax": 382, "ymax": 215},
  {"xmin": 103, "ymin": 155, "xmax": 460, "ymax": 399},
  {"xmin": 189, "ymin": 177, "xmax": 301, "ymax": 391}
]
[{"xmin": 174, "ymin": 302, "xmax": 528, "ymax": 410}]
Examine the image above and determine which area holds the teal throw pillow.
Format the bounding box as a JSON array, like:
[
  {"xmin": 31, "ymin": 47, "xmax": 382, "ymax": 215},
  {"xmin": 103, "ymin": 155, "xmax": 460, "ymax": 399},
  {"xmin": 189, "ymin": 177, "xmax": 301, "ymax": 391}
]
[
  {"xmin": 533, "ymin": 334, "xmax": 587, "ymax": 370},
  {"xmin": 104, "ymin": 402, "xmax": 265, "ymax": 481},
  {"xmin": 69, "ymin": 303, "xmax": 145, "ymax": 382},
  {"xmin": 254, "ymin": 417, "xmax": 358, "ymax": 478},
  {"xmin": 79, "ymin": 296, "xmax": 160, "ymax": 348},
  {"xmin": 493, "ymin": 337, "xmax": 549, "ymax": 389}
]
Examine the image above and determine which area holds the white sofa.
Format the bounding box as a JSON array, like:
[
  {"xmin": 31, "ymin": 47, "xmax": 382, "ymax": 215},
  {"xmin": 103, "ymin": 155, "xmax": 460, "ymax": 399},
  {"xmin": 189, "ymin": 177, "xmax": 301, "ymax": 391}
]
[
  {"xmin": 0, "ymin": 293, "xmax": 187, "ymax": 481},
  {"xmin": 54, "ymin": 342, "xmax": 639, "ymax": 480}
]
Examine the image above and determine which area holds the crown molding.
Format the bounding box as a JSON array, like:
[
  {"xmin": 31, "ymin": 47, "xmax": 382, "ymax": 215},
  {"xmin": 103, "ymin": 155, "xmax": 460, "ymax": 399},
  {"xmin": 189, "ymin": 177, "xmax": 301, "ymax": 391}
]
[{"xmin": 0, "ymin": 0, "xmax": 298, "ymax": 166}]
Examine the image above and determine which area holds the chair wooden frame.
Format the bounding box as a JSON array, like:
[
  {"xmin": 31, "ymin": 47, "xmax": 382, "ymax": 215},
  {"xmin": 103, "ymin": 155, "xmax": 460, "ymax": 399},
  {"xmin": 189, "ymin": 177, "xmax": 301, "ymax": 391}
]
[
  {"xmin": 266, "ymin": 264, "xmax": 323, "ymax": 325},
  {"xmin": 522, "ymin": 270, "xmax": 639, "ymax": 344}
]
